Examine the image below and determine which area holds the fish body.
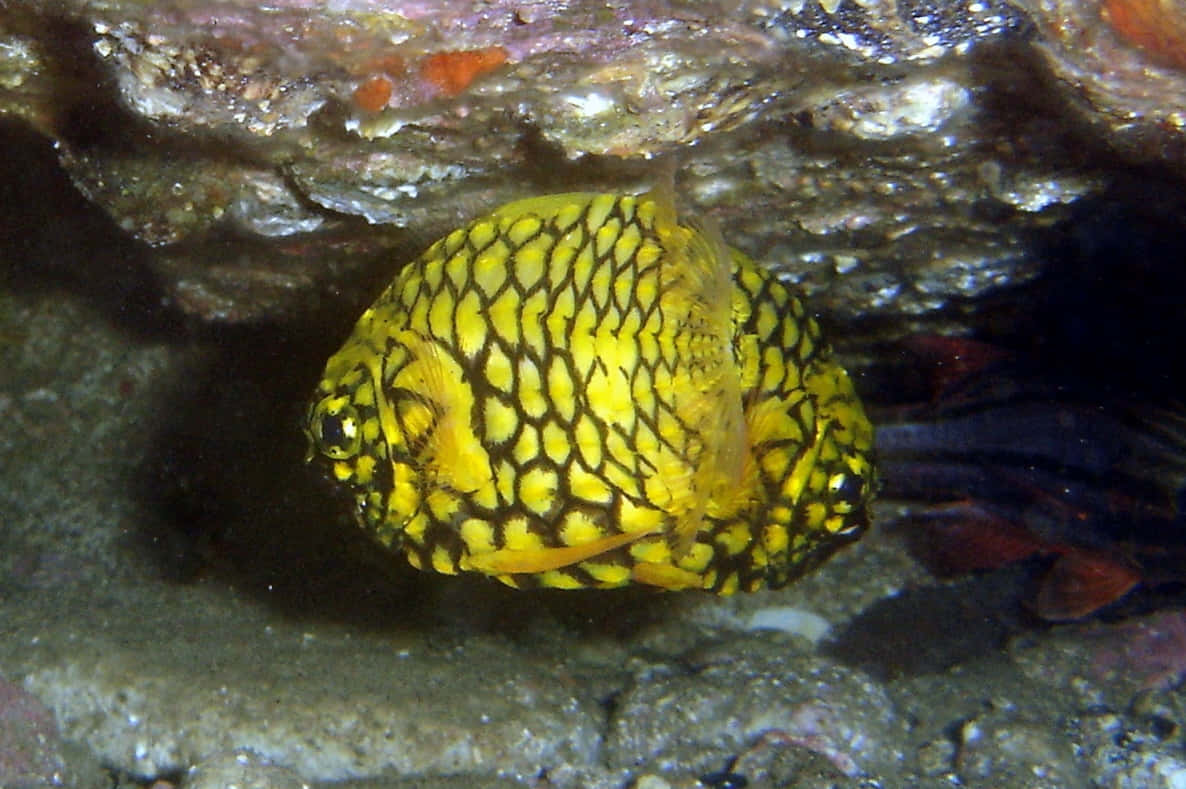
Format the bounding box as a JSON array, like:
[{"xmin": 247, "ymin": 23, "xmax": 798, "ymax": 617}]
[{"xmin": 306, "ymin": 190, "xmax": 875, "ymax": 593}]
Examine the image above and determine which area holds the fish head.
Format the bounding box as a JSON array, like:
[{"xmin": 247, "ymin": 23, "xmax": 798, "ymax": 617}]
[{"xmin": 305, "ymin": 333, "xmax": 409, "ymax": 539}]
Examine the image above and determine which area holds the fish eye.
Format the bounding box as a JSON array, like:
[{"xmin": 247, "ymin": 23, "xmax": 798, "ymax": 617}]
[
  {"xmin": 310, "ymin": 397, "xmax": 362, "ymax": 460},
  {"xmin": 828, "ymin": 472, "xmax": 864, "ymax": 505}
]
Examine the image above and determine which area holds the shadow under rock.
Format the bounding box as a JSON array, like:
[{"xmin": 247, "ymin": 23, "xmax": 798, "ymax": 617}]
[
  {"xmin": 133, "ymin": 318, "xmax": 430, "ymax": 627},
  {"xmin": 0, "ymin": 119, "xmax": 171, "ymax": 337},
  {"xmin": 1006, "ymin": 169, "xmax": 1186, "ymax": 402}
]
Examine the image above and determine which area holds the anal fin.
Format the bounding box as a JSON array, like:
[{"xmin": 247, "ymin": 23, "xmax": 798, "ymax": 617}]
[{"xmin": 465, "ymin": 526, "xmax": 662, "ymax": 575}]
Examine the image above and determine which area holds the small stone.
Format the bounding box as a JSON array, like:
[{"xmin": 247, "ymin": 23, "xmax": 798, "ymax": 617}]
[
  {"xmin": 632, "ymin": 775, "xmax": 673, "ymax": 789},
  {"xmin": 916, "ymin": 737, "xmax": 957, "ymax": 777},
  {"xmin": 956, "ymin": 708, "xmax": 1084, "ymax": 786},
  {"xmin": 184, "ymin": 749, "xmax": 308, "ymax": 789}
]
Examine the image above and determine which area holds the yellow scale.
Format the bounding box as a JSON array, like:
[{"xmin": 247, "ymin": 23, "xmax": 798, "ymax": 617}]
[{"xmin": 306, "ymin": 189, "xmax": 876, "ymax": 593}]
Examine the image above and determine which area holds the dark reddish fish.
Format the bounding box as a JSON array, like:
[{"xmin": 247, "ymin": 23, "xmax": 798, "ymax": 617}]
[{"xmin": 874, "ymin": 337, "xmax": 1185, "ymax": 620}]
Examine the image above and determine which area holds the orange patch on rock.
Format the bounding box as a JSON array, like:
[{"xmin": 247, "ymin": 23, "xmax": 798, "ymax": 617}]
[
  {"xmin": 1103, "ymin": 0, "xmax": 1186, "ymax": 70},
  {"xmin": 353, "ymin": 74, "xmax": 394, "ymax": 112},
  {"xmin": 421, "ymin": 47, "xmax": 509, "ymax": 96}
]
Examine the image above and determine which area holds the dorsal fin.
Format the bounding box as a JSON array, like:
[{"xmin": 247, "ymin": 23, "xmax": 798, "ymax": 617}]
[{"xmin": 642, "ymin": 187, "xmax": 749, "ymax": 556}]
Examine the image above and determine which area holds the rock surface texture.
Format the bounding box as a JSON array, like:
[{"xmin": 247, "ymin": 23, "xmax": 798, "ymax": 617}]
[{"xmin": 4, "ymin": 0, "xmax": 1182, "ymax": 329}]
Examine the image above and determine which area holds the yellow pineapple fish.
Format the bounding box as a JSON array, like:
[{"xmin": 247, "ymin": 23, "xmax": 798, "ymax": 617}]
[{"xmin": 305, "ymin": 189, "xmax": 876, "ymax": 593}]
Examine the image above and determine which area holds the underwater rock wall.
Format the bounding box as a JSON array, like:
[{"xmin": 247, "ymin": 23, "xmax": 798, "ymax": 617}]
[{"xmin": 2, "ymin": 0, "xmax": 1182, "ymax": 329}]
